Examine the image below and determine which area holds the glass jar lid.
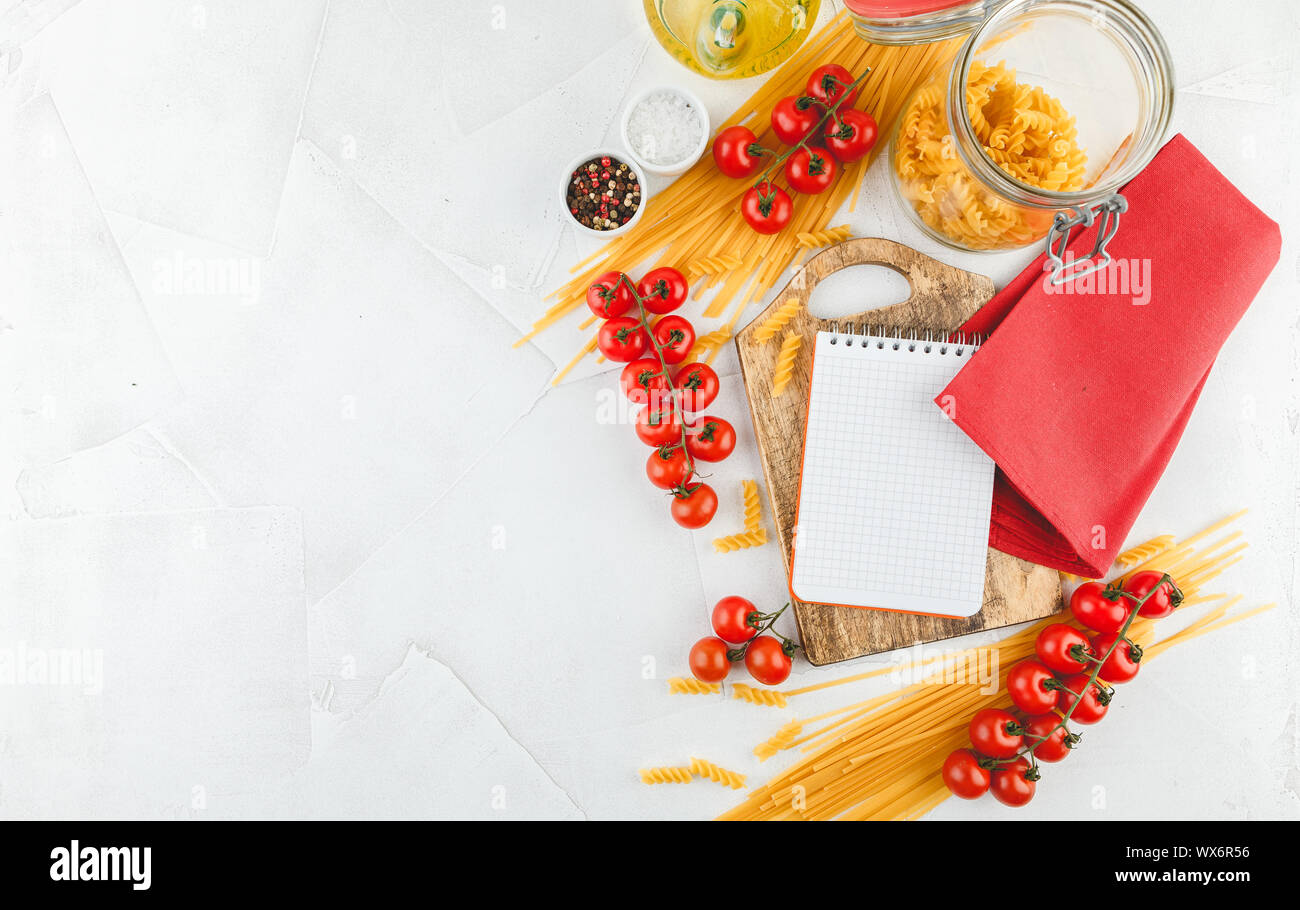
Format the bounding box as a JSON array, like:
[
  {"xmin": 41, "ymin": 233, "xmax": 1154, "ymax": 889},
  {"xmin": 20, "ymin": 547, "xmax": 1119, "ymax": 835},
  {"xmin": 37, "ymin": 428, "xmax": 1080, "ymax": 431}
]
[{"xmin": 844, "ymin": 0, "xmax": 1000, "ymax": 45}]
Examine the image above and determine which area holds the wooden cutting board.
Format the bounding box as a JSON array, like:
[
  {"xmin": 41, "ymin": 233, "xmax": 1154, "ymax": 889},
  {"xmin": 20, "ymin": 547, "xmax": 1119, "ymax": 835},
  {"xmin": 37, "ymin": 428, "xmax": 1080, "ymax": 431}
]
[{"xmin": 735, "ymin": 237, "xmax": 1062, "ymax": 666}]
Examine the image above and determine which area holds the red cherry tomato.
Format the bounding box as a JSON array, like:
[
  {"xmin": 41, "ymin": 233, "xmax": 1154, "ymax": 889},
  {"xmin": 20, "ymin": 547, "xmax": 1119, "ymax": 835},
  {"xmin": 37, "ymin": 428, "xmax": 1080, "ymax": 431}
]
[
  {"xmin": 596, "ymin": 316, "xmax": 648, "ymax": 362},
  {"xmin": 688, "ymin": 636, "xmax": 730, "ymax": 683},
  {"xmin": 744, "ymin": 635, "xmax": 793, "ymax": 686},
  {"xmin": 674, "ymin": 363, "xmax": 719, "ymax": 413},
  {"xmin": 741, "ymin": 181, "xmax": 793, "ymax": 234},
  {"xmin": 670, "ymin": 483, "xmax": 718, "ymax": 529},
  {"xmin": 1023, "ymin": 714, "xmax": 1074, "ymax": 763},
  {"xmin": 1056, "ymin": 673, "xmax": 1109, "ymax": 724},
  {"xmin": 771, "ymin": 95, "xmax": 823, "ymax": 145},
  {"xmin": 941, "ymin": 748, "xmax": 991, "ymax": 800},
  {"xmin": 620, "ymin": 358, "xmax": 671, "ymax": 406},
  {"xmin": 1006, "ymin": 660, "xmax": 1060, "ymax": 715},
  {"xmin": 968, "ymin": 708, "xmax": 1023, "ymax": 759},
  {"xmin": 1090, "ymin": 633, "xmax": 1141, "ymax": 683},
  {"xmin": 1125, "ymin": 570, "xmax": 1181, "ymax": 618},
  {"xmin": 1069, "ymin": 581, "xmax": 1129, "ymax": 634},
  {"xmin": 685, "ymin": 416, "xmax": 736, "ymax": 462},
  {"xmin": 652, "ymin": 315, "xmax": 695, "ymax": 365},
  {"xmin": 645, "ymin": 445, "xmax": 691, "ymax": 490},
  {"xmin": 1035, "ymin": 622, "xmax": 1093, "ymax": 676},
  {"xmin": 990, "ymin": 757, "xmax": 1036, "ymax": 807},
  {"xmin": 712, "ymin": 125, "xmax": 765, "ymax": 179},
  {"xmin": 822, "ymin": 109, "xmax": 878, "ymax": 162},
  {"xmin": 711, "ymin": 596, "xmax": 760, "ymax": 644},
  {"xmin": 634, "ymin": 405, "xmax": 681, "ymax": 447},
  {"xmin": 636, "ymin": 267, "xmax": 689, "ymax": 315},
  {"xmin": 784, "ymin": 146, "xmax": 838, "ymax": 195},
  {"xmin": 805, "ymin": 63, "xmax": 859, "ymax": 108},
  {"xmin": 585, "ymin": 270, "xmax": 633, "ymax": 319}
]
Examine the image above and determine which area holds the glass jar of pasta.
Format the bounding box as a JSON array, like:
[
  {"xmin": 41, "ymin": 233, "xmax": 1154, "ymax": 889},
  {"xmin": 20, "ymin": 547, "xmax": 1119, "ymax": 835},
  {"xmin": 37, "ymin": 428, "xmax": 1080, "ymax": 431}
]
[{"xmin": 888, "ymin": 0, "xmax": 1174, "ymax": 278}]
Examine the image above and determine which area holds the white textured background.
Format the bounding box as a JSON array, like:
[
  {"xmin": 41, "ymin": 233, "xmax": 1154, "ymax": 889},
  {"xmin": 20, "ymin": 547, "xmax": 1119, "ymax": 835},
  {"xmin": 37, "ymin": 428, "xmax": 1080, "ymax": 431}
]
[{"xmin": 0, "ymin": 0, "xmax": 1296, "ymax": 820}]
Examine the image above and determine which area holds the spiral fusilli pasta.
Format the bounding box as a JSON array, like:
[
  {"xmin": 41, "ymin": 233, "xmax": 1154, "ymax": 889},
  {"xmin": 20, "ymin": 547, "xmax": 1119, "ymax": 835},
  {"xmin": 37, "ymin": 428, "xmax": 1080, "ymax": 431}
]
[
  {"xmin": 795, "ymin": 224, "xmax": 852, "ymax": 249},
  {"xmin": 689, "ymin": 758, "xmax": 747, "ymax": 790},
  {"xmin": 732, "ymin": 683, "xmax": 789, "ymax": 708},
  {"xmin": 770, "ymin": 331, "xmax": 802, "ymax": 398},
  {"xmin": 687, "ymin": 328, "xmax": 732, "ymax": 363},
  {"xmin": 1116, "ymin": 535, "xmax": 1177, "ymax": 569},
  {"xmin": 753, "ymin": 299, "xmax": 802, "ymax": 344},
  {"xmin": 894, "ymin": 60, "xmax": 1087, "ymax": 250},
  {"xmin": 638, "ymin": 766, "xmax": 693, "ymax": 784},
  {"xmin": 667, "ymin": 676, "xmax": 721, "ymax": 695},
  {"xmin": 712, "ymin": 528, "xmax": 768, "ymax": 553},
  {"xmin": 687, "ymin": 254, "xmax": 744, "ymax": 279},
  {"xmin": 742, "ymin": 480, "xmax": 762, "ymax": 532},
  {"xmin": 753, "ymin": 720, "xmax": 804, "ymax": 762}
]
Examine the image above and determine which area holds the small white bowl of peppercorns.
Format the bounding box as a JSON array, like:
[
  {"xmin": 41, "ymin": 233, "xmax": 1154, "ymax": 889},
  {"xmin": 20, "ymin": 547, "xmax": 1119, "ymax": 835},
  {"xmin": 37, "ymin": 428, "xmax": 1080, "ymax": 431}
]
[{"xmin": 559, "ymin": 148, "xmax": 651, "ymax": 237}]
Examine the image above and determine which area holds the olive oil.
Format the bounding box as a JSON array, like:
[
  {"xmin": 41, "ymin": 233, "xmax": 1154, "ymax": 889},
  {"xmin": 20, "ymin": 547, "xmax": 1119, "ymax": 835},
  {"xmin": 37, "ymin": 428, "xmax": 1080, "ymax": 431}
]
[{"xmin": 643, "ymin": 0, "xmax": 821, "ymax": 79}]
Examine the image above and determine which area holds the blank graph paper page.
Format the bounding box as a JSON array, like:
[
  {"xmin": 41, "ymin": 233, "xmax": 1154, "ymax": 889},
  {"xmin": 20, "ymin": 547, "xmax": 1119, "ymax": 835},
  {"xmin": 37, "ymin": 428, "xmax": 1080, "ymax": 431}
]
[{"xmin": 789, "ymin": 330, "xmax": 995, "ymax": 618}]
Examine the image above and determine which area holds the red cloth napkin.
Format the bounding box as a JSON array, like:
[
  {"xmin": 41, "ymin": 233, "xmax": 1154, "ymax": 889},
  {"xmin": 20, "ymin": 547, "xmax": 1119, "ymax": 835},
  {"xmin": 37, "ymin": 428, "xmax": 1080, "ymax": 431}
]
[{"xmin": 939, "ymin": 134, "xmax": 1281, "ymax": 576}]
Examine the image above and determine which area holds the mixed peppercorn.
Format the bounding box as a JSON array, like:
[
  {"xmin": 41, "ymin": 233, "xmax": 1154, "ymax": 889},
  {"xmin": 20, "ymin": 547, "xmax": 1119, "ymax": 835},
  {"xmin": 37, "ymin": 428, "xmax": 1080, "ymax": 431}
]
[{"xmin": 567, "ymin": 155, "xmax": 641, "ymax": 231}]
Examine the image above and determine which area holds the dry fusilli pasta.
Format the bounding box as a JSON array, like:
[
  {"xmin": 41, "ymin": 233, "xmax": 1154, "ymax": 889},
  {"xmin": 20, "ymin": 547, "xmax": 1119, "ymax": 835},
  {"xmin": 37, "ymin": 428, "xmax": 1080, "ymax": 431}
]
[
  {"xmin": 712, "ymin": 528, "xmax": 768, "ymax": 553},
  {"xmin": 732, "ymin": 683, "xmax": 789, "ymax": 708},
  {"xmin": 667, "ymin": 676, "xmax": 721, "ymax": 695},
  {"xmin": 753, "ymin": 720, "xmax": 804, "ymax": 762},
  {"xmin": 796, "ymin": 224, "xmax": 851, "ymax": 248},
  {"xmin": 770, "ymin": 331, "xmax": 802, "ymax": 398},
  {"xmin": 638, "ymin": 766, "xmax": 693, "ymax": 784},
  {"xmin": 689, "ymin": 757, "xmax": 746, "ymax": 790},
  {"xmin": 1116, "ymin": 535, "xmax": 1177, "ymax": 569},
  {"xmin": 742, "ymin": 480, "xmax": 763, "ymax": 531},
  {"xmin": 753, "ymin": 299, "xmax": 802, "ymax": 344}
]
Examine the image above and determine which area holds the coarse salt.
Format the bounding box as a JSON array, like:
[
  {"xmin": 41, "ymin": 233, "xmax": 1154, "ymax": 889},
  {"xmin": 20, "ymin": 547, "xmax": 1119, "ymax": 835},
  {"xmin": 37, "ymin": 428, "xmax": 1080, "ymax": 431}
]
[{"xmin": 627, "ymin": 90, "xmax": 704, "ymax": 166}]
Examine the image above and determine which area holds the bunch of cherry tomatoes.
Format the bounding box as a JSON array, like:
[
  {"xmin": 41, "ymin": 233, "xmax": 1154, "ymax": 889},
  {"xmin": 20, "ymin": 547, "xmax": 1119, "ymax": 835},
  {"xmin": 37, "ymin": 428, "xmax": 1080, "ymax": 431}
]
[
  {"xmin": 711, "ymin": 63, "xmax": 879, "ymax": 236},
  {"xmin": 588, "ymin": 267, "xmax": 736, "ymax": 529},
  {"xmin": 942, "ymin": 570, "xmax": 1181, "ymax": 808},
  {"xmin": 688, "ymin": 597, "xmax": 799, "ymax": 687}
]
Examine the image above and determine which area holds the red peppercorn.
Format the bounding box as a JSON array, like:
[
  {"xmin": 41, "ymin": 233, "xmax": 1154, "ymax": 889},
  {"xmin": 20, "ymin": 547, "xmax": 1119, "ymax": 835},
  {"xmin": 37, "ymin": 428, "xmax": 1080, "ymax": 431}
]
[{"xmin": 601, "ymin": 156, "xmax": 611, "ymax": 166}]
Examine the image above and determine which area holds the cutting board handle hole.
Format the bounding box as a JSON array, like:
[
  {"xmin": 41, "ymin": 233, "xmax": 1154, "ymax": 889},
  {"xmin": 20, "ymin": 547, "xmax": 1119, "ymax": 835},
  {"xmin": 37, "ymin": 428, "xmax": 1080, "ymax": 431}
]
[{"xmin": 805, "ymin": 264, "xmax": 913, "ymax": 322}]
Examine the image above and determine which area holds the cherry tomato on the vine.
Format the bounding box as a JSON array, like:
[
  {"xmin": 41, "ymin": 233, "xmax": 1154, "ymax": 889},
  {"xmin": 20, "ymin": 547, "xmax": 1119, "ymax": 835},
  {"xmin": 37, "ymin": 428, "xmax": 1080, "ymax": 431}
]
[
  {"xmin": 636, "ymin": 267, "xmax": 689, "ymax": 315},
  {"xmin": 990, "ymin": 757, "xmax": 1036, "ymax": 807},
  {"xmin": 596, "ymin": 316, "xmax": 648, "ymax": 362},
  {"xmin": 1125, "ymin": 570, "xmax": 1181, "ymax": 618},
  {"xmin": 744, "ymin": 635, "xmax": 793, "ymax": 686},
  {"xmin": 685, "ymin": 416, "xmax": 736, "ymax": 462},
  {"xmin": 712, "ymin": 125, "xmax": 765, "ymax": 179},
  {"xmin": 741, "ymin": 181, "xmax": 793, "ymax": 234},
  {"xmin": 1090, "ymin": 632, "xmax": 1142, "ymax": 683},
  {"xmin": 652, "ymin": 315, "xmax": 695, "ymax": 365},
  {"xmin": 805, "ymin": 63, "xmax": 859, "ymax": 109},
  {"xmin": 634, "ymin": 405, "xmax": 681, "ymax": 447},
  {"xmin": 968, "ymin": 707, "xmax": 1023, "ymax": 759},
  {"xmin": 1006, "ymin": 659, "xmax": 1060, "ymax": 715},
  {"xmin": 711, "ymin": 596, "xmax": 760, "ymax": 644},
  {"xmin": 1023, "ymin": 714, "xmax": 1074, "ymax": 763},
  {"xmin": 674, "ymin": 363, "xmax": 719, "ymax": 413},
  {"xmin": 1035, "ymin": 622, "xmax": 1093, "ymax": 676},
  {"xmin": 670, "ymin": 482, "xmax": 718, "ymax": 529},
  {"xmin": 1070, "ymin": 580, "xmax": 1129, "ymax": 634},
  {"xmin": 784, "ymin": 146, "xmax": 838, "ymax": 195},
  {"xmin": 645, "ymin": 445, "xmax": 691, "ymax": 491},
  {"xmin": 585, "ymin": 270, "xmax": 633, "ymax": 319},
  {"xmin": 1056, "ymin": 673, "xmax": 1109, "ymax": 724},
  {"xmin": 942, "ymin": 748, "xmax": 990, "ymax": 799},
  {"xmin": 620, "ymin": 358, "xmax": 671, "ymax": 406},
  {"xmin": 822, "ymin": 109, "xmax": 878, "ymax": 162},
  {"xmin": 688, "ymin": 636, "xmax": 730, "ymax": 683},
  {"xmin": 771, "ymin": 95, "xmax": 823, "ymax": 145}
]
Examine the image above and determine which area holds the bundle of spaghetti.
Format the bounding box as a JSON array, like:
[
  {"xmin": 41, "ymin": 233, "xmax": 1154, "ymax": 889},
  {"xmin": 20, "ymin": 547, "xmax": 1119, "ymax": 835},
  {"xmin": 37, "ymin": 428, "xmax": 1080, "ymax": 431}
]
[
  {"xmin": 742, "ymin": 479, "xmax": 763, "ymax": 531},
  {"xmin": 753, "ymin": 299, "xmax": 802, "ymax": 344},
  {"xmin": 713, "ymin": 527, "xmax": 768, "ymax": 552},
  {"xmin": 690, "ymin": 758, "xmax": 747, "ymax": 790},
  {"xmin": 639, "ymin": 766, "xmax": 693, "ymax": 784},
  {"xmin": 770, "ymin": 331, "xmax": 802, "ymax": 397},
  {"xmin": 796, "ymin": 224, "xmax": 852, "ymax": 248},
  {"xmin": 687, "ymin": 254, "xmax": 744, "ymax": 279},
  {"xmin": 524, "ymin": 14, "xmax": 965, "ymax": 380},
  {"xmin": 719, "ymin": 512, "xmax": 1272, "ymax": 820},
  {"xmin": 667, "ymin": 676, "xmax": 721, "ymax": 696}
]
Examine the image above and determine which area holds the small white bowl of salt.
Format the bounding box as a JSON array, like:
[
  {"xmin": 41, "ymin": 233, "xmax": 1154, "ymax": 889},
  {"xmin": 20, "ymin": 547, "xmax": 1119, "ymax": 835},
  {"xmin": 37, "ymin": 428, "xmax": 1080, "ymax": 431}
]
[{"xmin": 621, "ymin": 85, "xmax": 711, "ymax": 178}]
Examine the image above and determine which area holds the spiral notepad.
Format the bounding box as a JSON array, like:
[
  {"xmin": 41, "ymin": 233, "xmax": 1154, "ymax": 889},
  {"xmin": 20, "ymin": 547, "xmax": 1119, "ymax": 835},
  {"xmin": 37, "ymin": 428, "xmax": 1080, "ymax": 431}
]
[{"xmin": 789, "ymin": 326, "xmax": 995, "ymax": 619}]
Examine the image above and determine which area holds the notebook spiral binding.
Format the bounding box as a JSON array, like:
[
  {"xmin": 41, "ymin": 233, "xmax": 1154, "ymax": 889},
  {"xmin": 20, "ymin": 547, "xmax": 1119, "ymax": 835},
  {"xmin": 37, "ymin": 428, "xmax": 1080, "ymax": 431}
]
[{"xmin": 825, "ymin": 323, "xmax": 987, "ymax": 357}]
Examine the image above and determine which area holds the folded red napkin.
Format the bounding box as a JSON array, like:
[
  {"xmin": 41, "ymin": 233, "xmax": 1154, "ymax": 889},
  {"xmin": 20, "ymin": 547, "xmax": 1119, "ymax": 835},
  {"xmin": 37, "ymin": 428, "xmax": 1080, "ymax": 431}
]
[{"xmin": 939, "ymin": 134, "xmax": 1281, "ymax": 576}]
